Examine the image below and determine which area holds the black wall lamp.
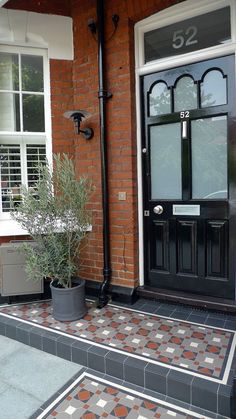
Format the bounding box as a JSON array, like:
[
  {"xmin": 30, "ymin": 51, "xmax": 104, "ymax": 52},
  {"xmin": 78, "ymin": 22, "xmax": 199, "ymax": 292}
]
[{"xmin": 63, "ymin": 110, "xmax": 94, "ymax": 140}]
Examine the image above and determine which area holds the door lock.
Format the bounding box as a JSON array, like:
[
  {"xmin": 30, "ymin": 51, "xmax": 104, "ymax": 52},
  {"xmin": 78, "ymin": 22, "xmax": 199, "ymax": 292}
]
[{"xmin": 153, "ymin": 205, "xmax": 163, "ymax": 215}]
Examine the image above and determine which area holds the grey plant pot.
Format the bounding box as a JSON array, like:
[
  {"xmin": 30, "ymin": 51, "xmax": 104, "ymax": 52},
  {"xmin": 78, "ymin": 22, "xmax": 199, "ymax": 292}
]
[{"xmin": 50, "ymin": 278, "xmax": 87, "ymax": 321}]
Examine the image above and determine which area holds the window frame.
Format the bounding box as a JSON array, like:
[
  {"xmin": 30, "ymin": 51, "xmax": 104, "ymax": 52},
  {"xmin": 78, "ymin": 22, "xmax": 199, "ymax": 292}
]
[{"xmin": 0, "ymin": 45, "xmax": 52, "ymax": 233}]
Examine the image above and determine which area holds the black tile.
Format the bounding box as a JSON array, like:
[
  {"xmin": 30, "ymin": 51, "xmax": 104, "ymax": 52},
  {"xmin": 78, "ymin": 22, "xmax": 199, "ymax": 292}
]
[
  {"xmin": 16, "ymin": 323, "xmax": 31, "ymax": 345},
  {"xmin": 170, "ymin": 311, "xmax": 189, "ymax": 320},
  {"xmin": 57, "ymin": 336, "xmax": 76, "ymax": 361},
  {"xmin": 218, "ymin": 384, "xmax": 232, "ymax": 417},
  {"xmin": 225, "ymin": 320, "xmax": 236, "ymax": 331},
  {"xmin": 187, "ymin": 314, "xmax": 208, "ymax": 324},
  {"xmin": 204, "ymin": 318, "xmax": 226, "ymax": 328},
  {"xmin": 72, "ymin": 340, "xmax": 92, "ymax": 366},
  {"xmin": 88, "ymin": 345, "xmax": 109, "ymax": 373},
  {"xmin": 167, "ymin": 369, "xmax": 193, "ymax": 404},
  {"xmin": 42, "ymin": 331, "xmax": 58, "ymax": 355},
  {"xmin": 105, "ymin": 351, "xmax": 128, "ymax": 380},
  {"xmin": 124, "ymin": 357, "xmax": 147, "ymax": 387},
  {"xmin": 0, "ymin": 316, "xmax": 9, "ymax": 336},
  {"xmin": 154, "ymin": 307, "xmax": 175, "ymax": 317},
  {"xmin": 142, "ymin": 387, "xmax": 166, "ymax": 402},
  {"xmin": 192, "ymin": 377, "xmax": 219, "ymax": 412},
  {"xmin": 5, "ymin": 318, "xmax": 17, "ymax": 339},
  {"xmin": 145, "ymin": 363, "xmax": 169, "ymax": 395},
  {"xmin": 29, "ymin": 327, "xmax": 44, "ymax": 350}
]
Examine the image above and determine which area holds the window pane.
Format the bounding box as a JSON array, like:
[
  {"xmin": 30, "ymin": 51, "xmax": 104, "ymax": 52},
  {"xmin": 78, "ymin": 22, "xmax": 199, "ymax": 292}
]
[
  {"xmin": 27, "ymin": 144, "xmax": 46, "ymax": 188},
  {"xmin": 174, "ymin": 76, "xmax": 197, "ymax": 112},
  {"xmin": 0, "ymin": 93, "xmax": 20, "ymax": 131},
  {"xmin": 201, "ymin": 70, "xmax": 227, "ymax": 108},
  {"xmin": 149, "ymin": 82, "xmax": 171, "ymax": 116},
  {"xmin": 23, "ymin": 94, "xmax": 45, "ymax": 132},
  {"xmin": 192, "ymin": 116, "xmax": 227, "ymax": 199},
  {"xmin": 0, "ymin": 53, "xmax": 19, "ymax": 91},
  {"xmin": 22, "ymin": 55, "xmax": 44, "ymax": 92},
  {"xmin": 0, "ymin": 144, "xmax": 21, "ymax": 212},
  {"xmin": 150, "ymin": 123, "xmax": 182, "ymax": 199}
]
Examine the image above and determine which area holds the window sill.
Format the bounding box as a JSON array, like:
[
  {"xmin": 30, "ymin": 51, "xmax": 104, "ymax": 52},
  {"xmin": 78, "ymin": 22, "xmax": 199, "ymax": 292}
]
[
  {"xmin": 0, "ymin": 220, "xmax": 29, "ymax": 237},
  {"xmin": 0, "ymin": 220, "xmax": 92, "ymax": 237}
]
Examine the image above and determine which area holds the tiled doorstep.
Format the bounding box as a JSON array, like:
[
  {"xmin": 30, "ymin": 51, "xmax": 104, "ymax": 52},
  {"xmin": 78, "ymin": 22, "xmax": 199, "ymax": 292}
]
[
  {"xmin": 30, "ymin": 368, "xmax": 221, "ymax": 419},
  {"xmin": 0, "ymin": 314, "xmax": 235, "ymax": 417}
]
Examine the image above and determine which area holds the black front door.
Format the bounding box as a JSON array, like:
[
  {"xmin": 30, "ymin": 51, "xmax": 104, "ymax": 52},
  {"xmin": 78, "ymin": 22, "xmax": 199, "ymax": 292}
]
[{"xmin": 142, "ymin": 55, "xmax": 236, "ymax": 299}]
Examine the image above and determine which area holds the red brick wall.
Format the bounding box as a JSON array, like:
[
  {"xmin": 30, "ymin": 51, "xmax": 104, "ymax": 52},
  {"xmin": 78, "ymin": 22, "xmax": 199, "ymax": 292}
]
[{"xmin": 3, "ymin": 0, "xmax": 182, "ymax": 289}]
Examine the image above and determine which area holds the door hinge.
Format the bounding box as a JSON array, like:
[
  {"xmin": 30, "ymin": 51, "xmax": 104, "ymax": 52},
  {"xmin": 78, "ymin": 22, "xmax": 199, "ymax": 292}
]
[{"xmin": 144, "ymin": 210, "xmax": 149, "ymax": 216}]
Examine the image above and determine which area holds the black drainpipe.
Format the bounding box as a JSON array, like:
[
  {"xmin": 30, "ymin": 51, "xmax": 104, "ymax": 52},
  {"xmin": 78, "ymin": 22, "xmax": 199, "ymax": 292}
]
[{"xmin": 97, "ymin": 0, "xmax": 112, "ymax": 308}]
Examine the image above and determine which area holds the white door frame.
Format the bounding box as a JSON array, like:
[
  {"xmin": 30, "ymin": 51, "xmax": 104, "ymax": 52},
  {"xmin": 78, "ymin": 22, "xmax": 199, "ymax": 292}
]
[{"xmin": 135, "ymin": 0, "xmax": 236, "ymax": 286}]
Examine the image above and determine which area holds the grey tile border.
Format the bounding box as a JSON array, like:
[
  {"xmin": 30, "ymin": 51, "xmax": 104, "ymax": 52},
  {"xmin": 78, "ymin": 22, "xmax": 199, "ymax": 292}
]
[
  {"xmin": 87, "ymin": 345, "xmax": 110, "ymax": 373},
  {"xmin": 124, "ymin": 356, "xmax": 148, "ymax": 387},
  {"xmin": 29, "ymin": 327, "xmax": 44, "ymax": 350},
  {"xmin": 56, "ymin": 335, "xmax": 77, "ymax": 361},
  {"xmin": 145, "ymin": 362, "xmax": 170, "ymax": 394},
  {"xmin": 105, "ymin": 350, "xmax": 128, "ymax": 380},
  {"xmin": 71, "ymin": 339, "xmax": 92, "ymax": 366},
  {"xmin": 167, "ymin": 369, "xmax": 194, "ymax": 404},
  {"xmin": 217, "ymin": 384, "xmax": 233, "ymax": 417},
  {"xmin": 42, "ymin": 330, "xmax": 59, "ymax": 355},
  {"xmin": 191, "ymin": 377, "xmax": 219, "ymax": 413}
]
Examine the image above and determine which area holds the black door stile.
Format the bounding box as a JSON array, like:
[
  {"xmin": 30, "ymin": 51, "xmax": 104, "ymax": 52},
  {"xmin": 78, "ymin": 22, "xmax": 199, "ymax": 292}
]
[{"xmin": 142, "ymin": 55, "xmax": 236, "ymax": 299}]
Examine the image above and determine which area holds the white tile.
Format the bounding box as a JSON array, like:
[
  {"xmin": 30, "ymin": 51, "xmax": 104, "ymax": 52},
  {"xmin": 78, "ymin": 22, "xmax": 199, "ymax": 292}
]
[
  {"xmin": 166, "ymin": 347, "xmax": 175, "ymax": 353},
  {"xmin": 75, "ymin": 322, "xmax": 83, "ymax": 327},
  {"xmin": 180, "ymin": 363, "xmax": 189, "ymax": 368},
  {"xmin": 126, "ymin": 395, "xmax": 135, "ymax": 400},
  {"xmin": 167, "ymin": 411, "xmax": 177, "ymax": 417},
  {"xmin": 97, "ymin": 319, "xmax": 105, "ymax": 324},
  {"xmin": 30, "ymin": 310, "xmax": 38, "ymax": 314},
  {"xmin": 119, "ymin": 316, "xmax": 126, "ymax": 320},
  {"xmin": 198, "ymin": 327, "xmax": 206, "ymax": 330},
  {"xmin": 110, "ymin": 343, "xmax": 117, "ymax": 347},
  {"xmin": 177, "ymin": 329, "xmax": 185, "ymax": 334},
  {"xmin": 102, "ymin": 330, "xmax": 110, "ymax": 335},
  {"xmin": 213, "ymin": 337, "xmax": 221, "ymax": 343},
  {"xmin": 142, "ymin": 352, "xmax": 150, "ymax": 356},
  {"xmin": 132, "ymin": 338, "xmax": 140, "ymax": 344},
  {"xmin": 65, "ymin": 406, "xmax": 76, "ymax": 415},
  {"xmin": 155, "ymin": 333, "xmax": 164, "ymax": 339},
  {"xmin": 80, "ymin": 334, "xmax": 87, "ymax": 338},
  {"xmin": 137, "ymin": 415, "xmax": 148, "ymax": 419},
  {"xmin": 97, "ymin": 399, "xmax": 107, "ymax": 408},
  {"xmin": 167, "ymin": 320, "xmax": 173, "ymax": 323},
  {"xmin": 190, "ymin": 342, "xmax": 199, "ymax": 348},
  {"xmin": 91, "ymin": 381, "xmax": 99, "ymax": 386},
  {"xmin": 146, "ymin": 322, "xmax": 154, "ymax": 327},
  {"xmin": 205, "ymin": 357, "xmax": 214, "ymax": 364},
  {"xmin": 125, "ymin": 326, "xmax": 133, "ymax": 331}
]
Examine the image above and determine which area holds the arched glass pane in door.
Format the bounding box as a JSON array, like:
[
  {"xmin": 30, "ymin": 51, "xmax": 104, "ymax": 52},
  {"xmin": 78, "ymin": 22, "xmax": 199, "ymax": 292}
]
[
  {"xmin": 201, "ymin": 70, "xmax": 227, "ymax": 107},
  {"xmin": 174, "ymin": 76, "xmax": 197, "ymax": 112},
  {"xmin": 149, "ymin": 81, "xmax": 171, "ymax": 116}
]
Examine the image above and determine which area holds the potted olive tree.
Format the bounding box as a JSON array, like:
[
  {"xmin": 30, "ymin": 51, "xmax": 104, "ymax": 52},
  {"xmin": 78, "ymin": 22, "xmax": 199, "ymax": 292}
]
[{"xmin": 11, "ymin": 153, "xmax": 93, "ymax": 321}]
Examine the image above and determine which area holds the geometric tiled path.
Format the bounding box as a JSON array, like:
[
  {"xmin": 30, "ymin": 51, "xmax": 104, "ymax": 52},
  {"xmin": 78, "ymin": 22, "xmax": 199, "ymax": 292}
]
[
  {"xmin": 0, "ymin": 299, "xmax": 236, "ymax": 417},
  {"xmin": 35, "ymin": 371, "xmax": 212, "ymax": 419},
  {"xmin": 0, "ymin": 301, "xmax": 235, "ymax": 383}
]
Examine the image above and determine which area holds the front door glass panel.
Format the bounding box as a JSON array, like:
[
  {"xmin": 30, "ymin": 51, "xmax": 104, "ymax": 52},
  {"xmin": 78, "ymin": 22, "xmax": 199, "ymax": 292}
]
[
  {"xmin": 174, "ymin": 76, "xmax": 197, "ymax": 111},
  {"xmin": 191, "ymin": 116, "xmax": 227, "ymax": 199},
  {"xmin": 150, "ymin": 123, "xmax": 182, "ymax": 199},
  {"xmin": 149, "ymin": 82, "xmax": 171, "ymax": 116},
  {"xmin": 201, "ymin": 70, "xmax": 227, "ymax": 107}
]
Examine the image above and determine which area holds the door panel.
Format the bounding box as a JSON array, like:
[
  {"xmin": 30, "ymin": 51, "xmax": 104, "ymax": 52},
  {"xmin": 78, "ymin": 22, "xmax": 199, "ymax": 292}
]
[
  {"xmin": 177, "ymin": 220, "xmax": 197, "ymax": 276},
  {"xmin": 142, "ymin": 55, "xmax": 236, "ymax": 299}
]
